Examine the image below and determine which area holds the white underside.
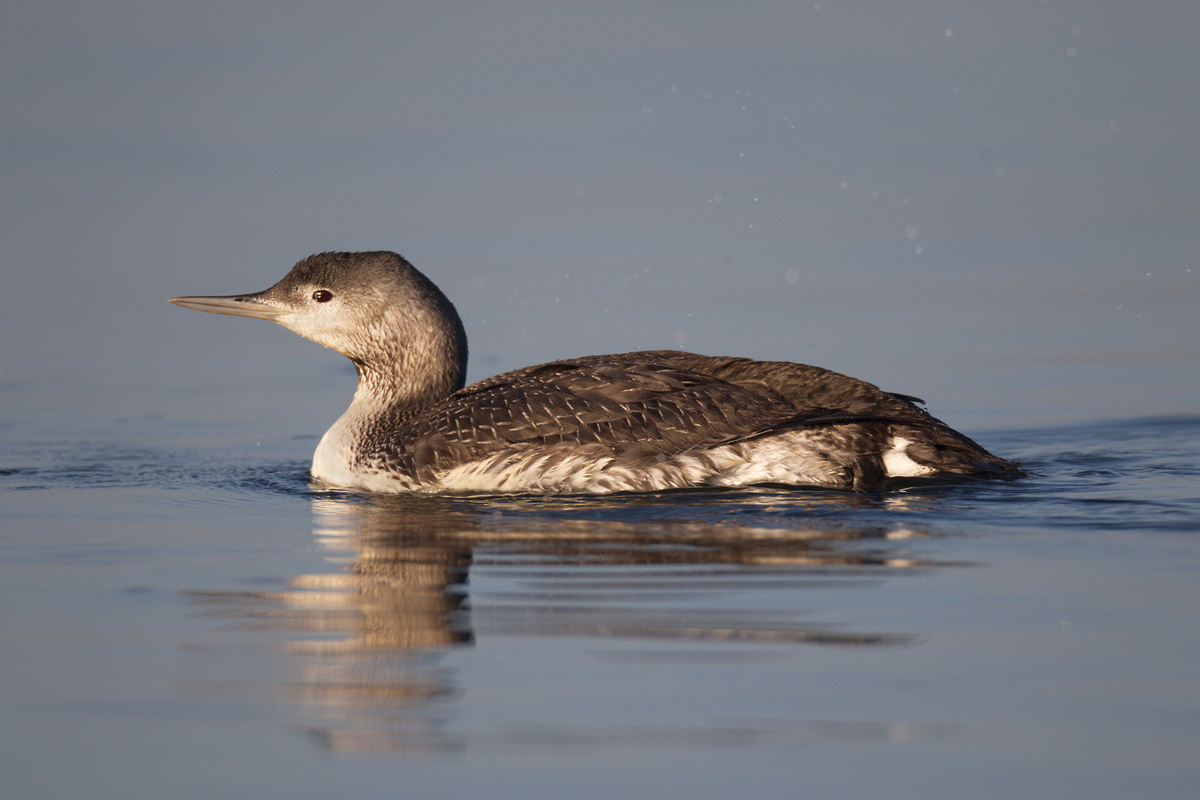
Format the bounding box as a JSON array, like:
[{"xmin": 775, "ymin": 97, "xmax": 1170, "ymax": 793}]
[
  {"xmin": 311, "ymin": 413, "xmax": 371, "ymax": 489},
  {"xmin": 310, "ymin": 424, "xmax": 938, "ymax": 494}
]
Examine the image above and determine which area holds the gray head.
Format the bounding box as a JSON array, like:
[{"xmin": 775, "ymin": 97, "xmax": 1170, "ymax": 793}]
[{"xmin": 170, "ymin": 251, "xmax": 469, "ymax": 400}]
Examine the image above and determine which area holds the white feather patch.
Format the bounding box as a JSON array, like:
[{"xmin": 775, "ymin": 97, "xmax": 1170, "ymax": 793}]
[{"xmin": 881, "ymin": 436, "xmax": 937, "ymax": 478}]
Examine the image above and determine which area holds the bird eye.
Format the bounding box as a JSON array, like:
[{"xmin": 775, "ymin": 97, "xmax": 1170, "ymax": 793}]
[{"xmin": 312, "ymin": 290, "xmax": 334, "ymax": 303}]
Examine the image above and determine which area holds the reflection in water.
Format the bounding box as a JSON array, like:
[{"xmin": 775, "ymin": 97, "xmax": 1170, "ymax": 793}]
[{"xmin": 185, "ymin": 490, "xmax": 958, "ymax": 755}]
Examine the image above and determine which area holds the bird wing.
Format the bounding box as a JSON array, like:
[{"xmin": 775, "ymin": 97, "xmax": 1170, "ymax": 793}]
[
  {"xmin": 371, "ymin": 353, "xmax": 1016, "ymax": 483},
  {"xmin": 380, "ymin": 358, "xmax": 861, "ymax": 480}
]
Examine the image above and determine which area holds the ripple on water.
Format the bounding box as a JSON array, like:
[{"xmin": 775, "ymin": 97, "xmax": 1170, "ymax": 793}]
[
  {"xmin": 8, "ymin": 415, "xmax": 1196, "ymax": 761},
  {"xmin": 3, "ymin": 415, "xmax": 1196, "ymax": 534}
]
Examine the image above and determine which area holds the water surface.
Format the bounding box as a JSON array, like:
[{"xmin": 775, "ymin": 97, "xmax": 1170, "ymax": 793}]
[
  {"xmin": 3, "ymin": 413, "xmax": 1198, "ymax": 799},
  {"xmin": 3, "ymin": 3, "xmax": 1199, "ymax": 798}
]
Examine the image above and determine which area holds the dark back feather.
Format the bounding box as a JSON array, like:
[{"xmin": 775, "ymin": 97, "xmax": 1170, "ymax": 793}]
[{"xmin": 363, "ymin": 351, "xmax": 1015, "ymax": 483}]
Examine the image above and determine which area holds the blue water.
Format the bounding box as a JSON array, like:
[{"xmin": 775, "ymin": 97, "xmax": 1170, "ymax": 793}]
[
  {"xmin": 4, "ymin": 3, "xmax": 1200, "ymax": 797},
  {"xmin": 3, "ymin": 413, "xmax": 1198, "ymax": 799}
]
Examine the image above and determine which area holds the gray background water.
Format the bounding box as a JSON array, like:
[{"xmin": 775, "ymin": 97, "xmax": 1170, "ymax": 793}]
[{"xmin": 3, "ymin": 3, "xmax": 1199, "ymax": 799}]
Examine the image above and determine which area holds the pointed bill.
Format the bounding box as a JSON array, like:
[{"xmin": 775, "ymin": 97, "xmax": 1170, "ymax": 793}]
[{"xmin": 168, "ymin": 293, "xmax": 286, "ymax": 320}]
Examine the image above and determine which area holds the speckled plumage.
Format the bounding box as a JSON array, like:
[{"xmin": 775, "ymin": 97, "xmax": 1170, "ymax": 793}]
[{"xmin": 170, "ymin": 251, "xmax": 1021, "ymax": 494}]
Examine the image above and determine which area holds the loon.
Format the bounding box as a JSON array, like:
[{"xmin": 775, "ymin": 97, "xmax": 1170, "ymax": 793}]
[{"xmin": 170, "ymin": 251, "xmax": 1019, "ymax": 494}]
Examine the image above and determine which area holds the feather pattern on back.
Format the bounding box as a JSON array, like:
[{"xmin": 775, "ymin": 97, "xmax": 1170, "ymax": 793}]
[{"xmin": 169, "ymin": 252, "xmax": 1022, "ymax": 494}]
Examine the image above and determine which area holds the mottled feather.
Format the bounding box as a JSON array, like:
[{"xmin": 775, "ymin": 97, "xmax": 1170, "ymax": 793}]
[{"xmin": 169, "ymin": 252, "xmax": 1022, "ymax": 494}]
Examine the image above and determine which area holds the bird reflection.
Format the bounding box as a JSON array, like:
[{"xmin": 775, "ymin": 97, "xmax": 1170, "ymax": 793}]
[{"xmin": 184, "ymin": 489, "xmax": 953, "ymax": 755}]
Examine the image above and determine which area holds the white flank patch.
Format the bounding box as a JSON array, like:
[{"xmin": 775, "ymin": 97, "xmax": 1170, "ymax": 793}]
[{"xmin": 882, "ymin": 436, "xmax": 937, "ymax": 478}]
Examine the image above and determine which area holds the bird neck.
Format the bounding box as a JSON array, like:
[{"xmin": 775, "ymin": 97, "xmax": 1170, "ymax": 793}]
[
  {"xmin": 310, "ymin": 347, "xmax": 465, "ymax": 486},
  {"xmin": 351, "ymin": 353, "xmax": 462, "ymax": 425}
]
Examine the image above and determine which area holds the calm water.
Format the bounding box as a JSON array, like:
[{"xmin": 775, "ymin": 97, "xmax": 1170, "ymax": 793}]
[
  {"xmin": 4, "ymin": 3, "xmax": 1200, "ymax": 798},
  {"xmin": 3, "ymin": 410, "xmax": 1198, "ymax": 799}
]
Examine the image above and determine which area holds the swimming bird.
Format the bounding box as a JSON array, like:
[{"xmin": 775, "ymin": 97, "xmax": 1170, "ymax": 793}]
[{"xmin": 170, "ymin": 251, "xmax": 1019, "ymax": 494}]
